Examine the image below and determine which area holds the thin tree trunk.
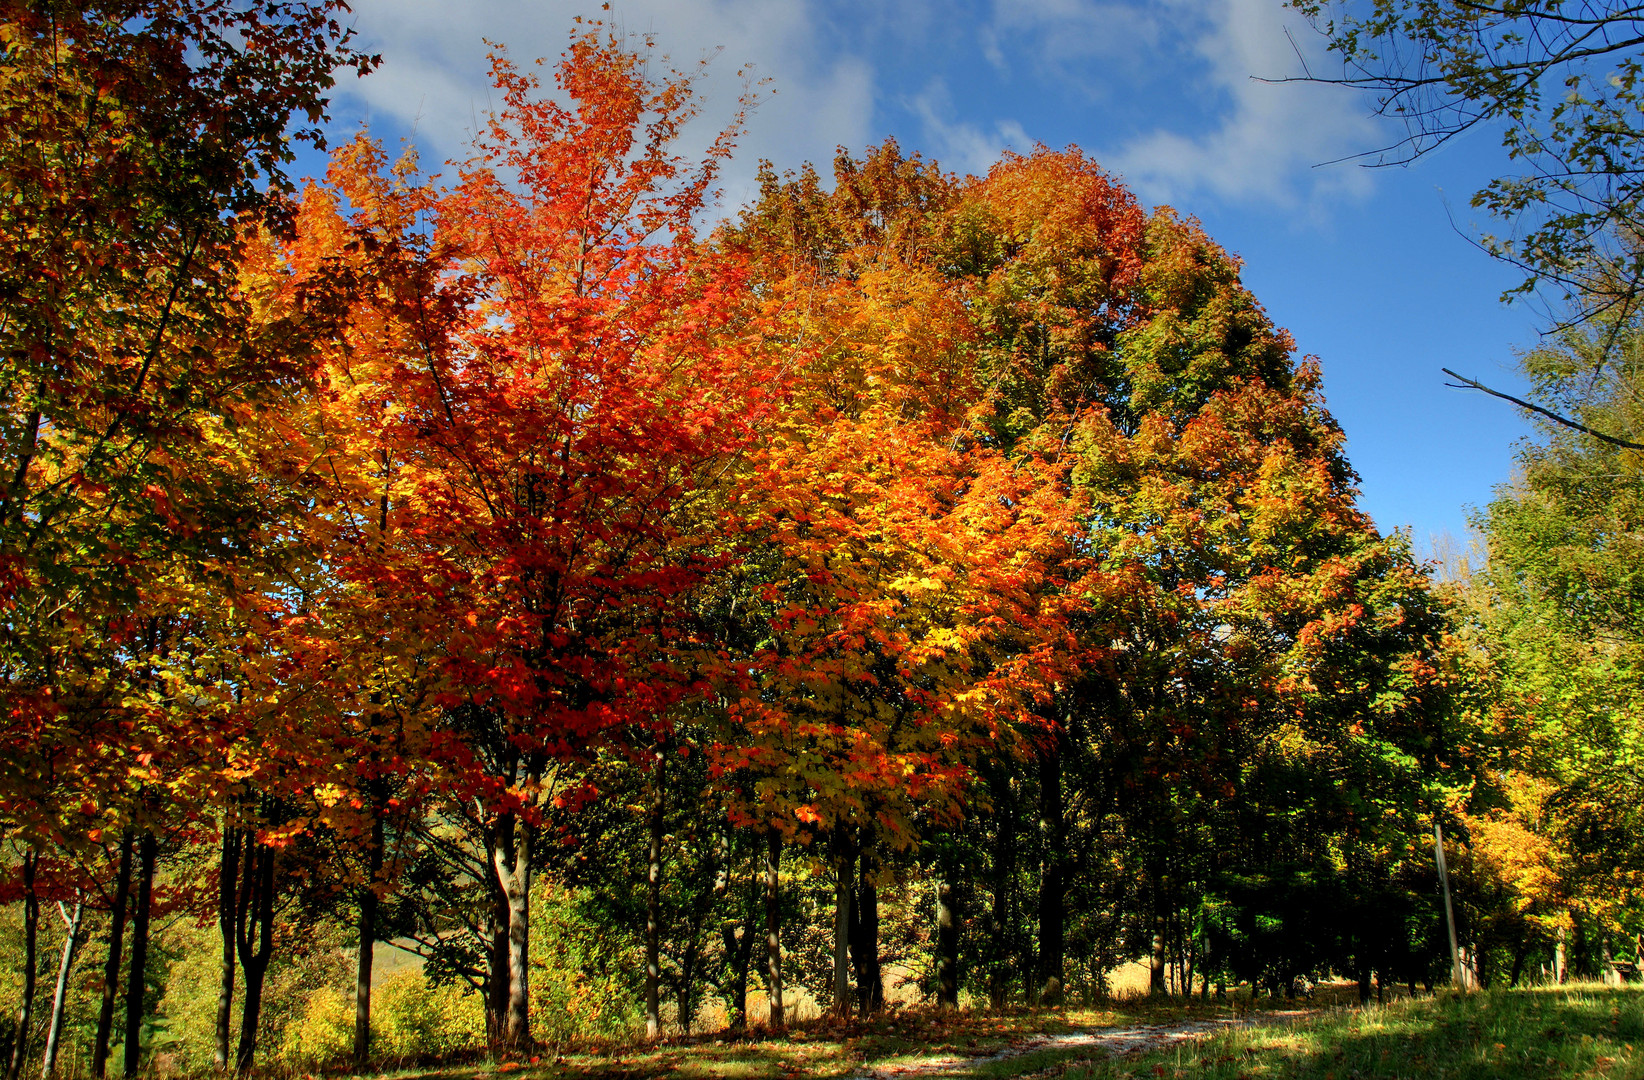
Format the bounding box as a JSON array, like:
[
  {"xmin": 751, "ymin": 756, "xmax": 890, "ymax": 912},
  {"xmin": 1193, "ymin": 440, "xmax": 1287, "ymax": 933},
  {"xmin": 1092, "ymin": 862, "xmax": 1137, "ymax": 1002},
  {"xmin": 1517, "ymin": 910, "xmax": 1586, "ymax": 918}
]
[
  {"xmin": 213, "ymin": 827, "xmax": 240, "ymax": 1073},
  {"xmin": 1149, "ymin": 919, "xmax": 1167, "ymax": 996},
  {"xmin": 354, "ymin": 806, "xmax": 384, "ymax": 1070},
  {"xmin": 764, "ymin": 829, "xmax": 784, "ymax": 1030},
  {"xmin": 235, "ymin": 835, "xmax": 275, "ymax": 1073},
  {"xmin": 93, "ymin": 833, "xmax": 133, "ymax": 1078},
  {"xmin": 1434, "ymin": 819, "xmax": 1464, "ymax": 990},
  {"xmin": 1036, "ymin": 743, "xmax": 1066, "ymax": 1005},
  {"xmin": 124, "ymin": 833, "xmax": 155, "ymax": 1079},
  {"xmin": 491, "ymin": 811, "xmax": 534, "ymax": 1055},
  {"xmin": 988, "ymin": 772, "xmax": 1015, "ymax": 1008},
  {"xmin": 1148, "ymin": 863, "xmax": 1167, "ymax": 997},
  {"xmin": 832, "ymin": 840, "xmax": 854, "ymax": 1018},
  {"xmin": 852, "ymin": 834, "xmax": 882, "ymax": 1014},
  {"xmin": 724, "ymin": 886, "xmax": 756, "ymax": 1031},
  {"xmin": 41, "ymin": 894, "xmax": 84, "ymax": 1079},
  {"xmin": 485, "ymin": 860, "xmax": 509, "ymax": 1051},
  {"xmin": 646, "ymin": 748, "xmax": 665, "ymax": 1041},
  {"xmin": 7, "ymin": 851, "xmax": 38, "ymax": 1080},
  {"xmin": 1182, "ymin": 924, "xmax": 1195, "ymax": 1001},
  {"xmin": 936, "ymin": 877, "xmax": 958, "ymax": 1008}
]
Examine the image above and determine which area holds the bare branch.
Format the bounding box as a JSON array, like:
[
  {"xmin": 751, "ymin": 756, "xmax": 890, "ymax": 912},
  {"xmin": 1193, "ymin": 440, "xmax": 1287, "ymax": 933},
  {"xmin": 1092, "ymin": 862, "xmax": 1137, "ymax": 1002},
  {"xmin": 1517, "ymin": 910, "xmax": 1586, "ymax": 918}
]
[{"xmin": 1441, "ymin": 366, "xmax": 1644, "ymax": 447}]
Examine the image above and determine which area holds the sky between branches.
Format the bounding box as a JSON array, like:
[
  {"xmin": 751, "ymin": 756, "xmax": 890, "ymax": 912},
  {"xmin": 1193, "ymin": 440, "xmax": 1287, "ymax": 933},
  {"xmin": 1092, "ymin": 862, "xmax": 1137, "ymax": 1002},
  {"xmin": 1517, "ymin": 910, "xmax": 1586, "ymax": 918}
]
[{"xmin": 316, "ymin": 0, "xmax": 1545, "ymax": 552}]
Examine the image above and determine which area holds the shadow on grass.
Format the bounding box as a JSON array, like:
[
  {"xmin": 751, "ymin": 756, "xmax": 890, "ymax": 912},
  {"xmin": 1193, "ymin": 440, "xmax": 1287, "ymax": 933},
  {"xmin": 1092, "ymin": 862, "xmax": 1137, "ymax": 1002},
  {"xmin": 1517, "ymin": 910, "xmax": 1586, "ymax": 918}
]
[
  {"xmin": 305, "ymin": 988, "xmax": 1371, "ymax": 1080},
  {"xmin": 1054, "ymin": 984, "xmax": 1644, "ymax": 1080}
]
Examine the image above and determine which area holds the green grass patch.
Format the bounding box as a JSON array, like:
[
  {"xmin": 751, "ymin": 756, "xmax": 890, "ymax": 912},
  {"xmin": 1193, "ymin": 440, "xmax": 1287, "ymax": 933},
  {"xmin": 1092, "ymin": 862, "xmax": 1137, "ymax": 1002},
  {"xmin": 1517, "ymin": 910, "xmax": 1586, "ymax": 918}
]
[{"xmin": 1058, "ymin": 984, "xmax": 1644, "ymax": 1080}]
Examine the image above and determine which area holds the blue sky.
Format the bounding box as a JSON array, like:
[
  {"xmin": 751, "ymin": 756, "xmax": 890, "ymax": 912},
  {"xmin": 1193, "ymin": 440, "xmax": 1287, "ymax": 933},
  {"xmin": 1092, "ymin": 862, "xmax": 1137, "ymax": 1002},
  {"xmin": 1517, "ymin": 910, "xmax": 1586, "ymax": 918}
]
[{"xmin": 319, "ymin": 0, "xmax": 1547, "ymax": 554}]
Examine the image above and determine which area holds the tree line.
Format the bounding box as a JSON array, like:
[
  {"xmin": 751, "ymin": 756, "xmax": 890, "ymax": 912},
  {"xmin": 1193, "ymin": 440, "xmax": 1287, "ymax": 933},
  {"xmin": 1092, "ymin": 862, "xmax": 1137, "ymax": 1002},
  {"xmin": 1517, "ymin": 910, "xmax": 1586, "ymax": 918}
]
[{"xmin": 1, "ymin": 2, "xmax": 1636, "ymax": 1075}]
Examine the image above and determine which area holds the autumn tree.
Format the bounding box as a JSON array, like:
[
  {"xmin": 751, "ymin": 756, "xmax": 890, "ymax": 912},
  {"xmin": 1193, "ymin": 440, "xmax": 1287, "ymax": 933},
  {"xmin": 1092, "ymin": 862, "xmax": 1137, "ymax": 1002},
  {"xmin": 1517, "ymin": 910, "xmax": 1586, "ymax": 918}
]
[
  {"xmin": 276, "ymin": 28, "xmax": 783, "ymax": 1054},
  {"xmin": 0, "ymin": 8, "xmax": 374, "ymax": 1068}
]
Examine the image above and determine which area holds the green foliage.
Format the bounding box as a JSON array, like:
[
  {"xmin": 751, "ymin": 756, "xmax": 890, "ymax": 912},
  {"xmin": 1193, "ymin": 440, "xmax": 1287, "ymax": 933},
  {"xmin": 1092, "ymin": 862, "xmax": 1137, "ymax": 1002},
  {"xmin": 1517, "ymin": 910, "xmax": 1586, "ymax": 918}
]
[
  {"xmin": 530, "ymin": 883, "xmax": 644, "ymax": 1044},
  {"xmin": 1291, "ymin": 0, "xmax": 1644, "ymax": 317},
  {"xmin": 1463, "ymin": 315, "xmax": 1644, "ymax": 946},
  {"xmin": 375, "ymin": 969, "xmax": 486, "ymax": 1062},
  {"xmin": 154, "ymin": 916, "xmax": 351, "ymax": 1072}
]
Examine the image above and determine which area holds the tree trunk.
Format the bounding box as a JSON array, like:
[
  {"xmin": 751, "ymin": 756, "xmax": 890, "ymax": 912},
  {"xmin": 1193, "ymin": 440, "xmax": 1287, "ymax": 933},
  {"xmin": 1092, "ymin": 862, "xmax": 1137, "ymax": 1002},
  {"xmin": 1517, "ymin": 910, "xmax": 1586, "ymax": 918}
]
[
  {"xmin": 6, "ymin": 852, "xmax": 37, "ymax": 1080},
  {"xmin": 1433, "ymin": 819, "xmax": 1464, "ymax": 990},
  {"xmin": 832, "ymin": 841, "xmax": 854, "ymax": 1018},
  {"xmin": 124, "ymin": 833, "xmax": 155, "ymax": 1079},
  {"xmin": 491, "ymin": 811, "xmax": 534, "ymax": 1055},
  {"xmin": 1555, "ymin": 925, "xmax": 1569, "ymax": 984},
  {"xmin": 213, "ymin": 827, "xmax": 240, "ymax": 1073},
  {"xmin": 235, "ymin": 834, "xmax": 276, "ymax": 1074},
  {"xmin": 1036, "ymin": 742, "xmax": 1066, "ymax": 1005},
  {"xmin": 987, "ymin": 772, "xmax": 1015, "ymax": 1008},
  {"xmin": 354, "ymin": 807, "xmax": 384, "ymax": 1070},
  {"xmin": 764, "ymin": 829, "xmax": 784, "ymax": 1030},
  {"xmin": 93, "ymin": 833, "xmax": 133, "ymax": 1078},
  {"xmin": 1149, "ymin": 928, "xmax": 1166, "ymax": 997},
  {"xmin": 852, "ymin": 835, "xmax": 882, "ymax": 1014},
  {"xmin": 645, "ymin": 749, "xmax": 665, "ymax": 1041},
  {"xmin": 485, "ymin": 862, "xmax": 509, "ymax": 1051},
  {"xmin": 1149, "ymin": 874, "xmax": 1166, "ymax": 997},
  {"xmin": 41, "ymin": 895, "xmax": 84, "ymax": 1079},
  {"xmin": 935, "ymin": 878, "xmax": 958, "ymax": 1008},
  {"xmin": 1182, "ymin": 925, "xmax": 1195, "ymax": 1001},
  {"xmin": 723, "ymin": 889, "xmax": 756, "ymax": 1032}
]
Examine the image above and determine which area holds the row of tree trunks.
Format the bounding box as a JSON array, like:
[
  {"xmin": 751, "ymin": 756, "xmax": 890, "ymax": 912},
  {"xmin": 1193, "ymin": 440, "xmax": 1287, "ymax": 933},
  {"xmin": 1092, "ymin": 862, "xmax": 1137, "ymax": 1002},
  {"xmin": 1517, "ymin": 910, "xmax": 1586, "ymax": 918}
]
[{"xmin": 7, "ymin": 839, "xmax": 150, "ymax": 1080}]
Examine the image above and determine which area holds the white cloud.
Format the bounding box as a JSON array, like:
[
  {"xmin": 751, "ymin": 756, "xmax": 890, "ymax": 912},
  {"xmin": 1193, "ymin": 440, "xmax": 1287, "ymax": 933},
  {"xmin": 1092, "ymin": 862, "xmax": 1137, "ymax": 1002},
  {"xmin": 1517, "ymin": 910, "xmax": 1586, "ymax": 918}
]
[
  {"xmin": 983, "ymin": 0, "xmax": 1165, "ymax": 91},
  {"xmin": 983, "ymin": 0, "xmax": 1380, "ymax": 210},
  {"xmin": 331, "ymin": 0, "xmax": 875, "ymax": 212},
  {"xmin": 324, "ymin": 0, "xmax": 1382, "ymax": 217},
  {"xmin": 907, "ymin": 80, "xmax": 1033, "ymax": 178}
]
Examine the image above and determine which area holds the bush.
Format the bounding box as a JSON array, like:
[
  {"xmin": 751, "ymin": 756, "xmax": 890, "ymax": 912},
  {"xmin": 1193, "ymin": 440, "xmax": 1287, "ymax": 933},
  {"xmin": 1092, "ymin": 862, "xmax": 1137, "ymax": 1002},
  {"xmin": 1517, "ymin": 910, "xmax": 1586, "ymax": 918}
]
[{"xmin": 375, "ymin": 968, "xmax": 483, "ymax": 1062}]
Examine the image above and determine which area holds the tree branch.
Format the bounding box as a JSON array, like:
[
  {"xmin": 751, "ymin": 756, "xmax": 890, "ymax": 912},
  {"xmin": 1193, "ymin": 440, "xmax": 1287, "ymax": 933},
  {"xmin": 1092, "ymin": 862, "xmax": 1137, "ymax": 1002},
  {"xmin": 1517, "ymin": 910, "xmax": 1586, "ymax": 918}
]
[{"xmin": 1441, "ymin": 367, "xmax": 1644, "ymax": 448}]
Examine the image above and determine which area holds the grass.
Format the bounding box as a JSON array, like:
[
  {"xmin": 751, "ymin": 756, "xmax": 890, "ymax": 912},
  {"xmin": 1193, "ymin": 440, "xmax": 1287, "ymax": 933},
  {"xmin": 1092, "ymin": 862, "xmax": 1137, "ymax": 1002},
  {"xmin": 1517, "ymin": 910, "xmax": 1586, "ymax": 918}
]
[
  {"xmin": 339, "ymin": 985, "xmax": 1643, "ymax": 1080},
  {"xmin": 1056, "ymin": 984, "xmax": 1644, "ymax": 1080},
  {"xmin": 352, "ymin": 993, "xmax": 1311, "ymax": 1080}
]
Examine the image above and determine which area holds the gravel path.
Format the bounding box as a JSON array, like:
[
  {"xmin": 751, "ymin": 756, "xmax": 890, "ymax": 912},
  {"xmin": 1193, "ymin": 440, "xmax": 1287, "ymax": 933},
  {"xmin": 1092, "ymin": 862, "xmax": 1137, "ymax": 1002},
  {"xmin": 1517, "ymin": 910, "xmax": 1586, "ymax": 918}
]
[{"xmin": 850, "ymin": 1010, "xmax": 1315, "ymax": 1080}]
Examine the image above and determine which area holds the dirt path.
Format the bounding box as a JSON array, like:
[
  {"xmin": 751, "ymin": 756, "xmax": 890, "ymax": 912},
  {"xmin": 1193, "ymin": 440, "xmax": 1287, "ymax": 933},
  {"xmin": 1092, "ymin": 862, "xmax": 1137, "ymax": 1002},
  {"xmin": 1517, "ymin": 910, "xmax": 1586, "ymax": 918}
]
[{"xmin": 851, "ymin": 1010, "xmax": 1316, "ymax": 1080}]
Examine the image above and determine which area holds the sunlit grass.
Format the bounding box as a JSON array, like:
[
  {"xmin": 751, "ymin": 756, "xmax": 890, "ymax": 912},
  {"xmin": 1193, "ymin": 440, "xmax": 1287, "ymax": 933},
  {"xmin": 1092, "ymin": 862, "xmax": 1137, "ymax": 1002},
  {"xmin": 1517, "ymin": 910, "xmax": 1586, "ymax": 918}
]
[
  {"xmin": 1059, "ymin": 984, "xmax": 1644, "ymax": 1080},
  {"xmin": 316, "ymin": 985, "xmax": 1644, "ymax": 1080}
]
